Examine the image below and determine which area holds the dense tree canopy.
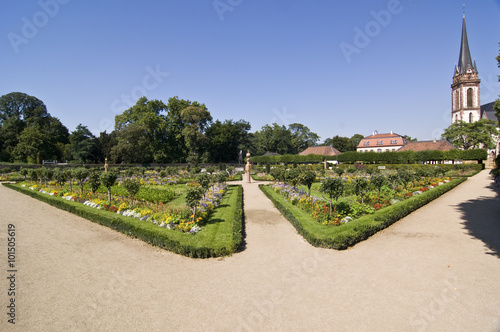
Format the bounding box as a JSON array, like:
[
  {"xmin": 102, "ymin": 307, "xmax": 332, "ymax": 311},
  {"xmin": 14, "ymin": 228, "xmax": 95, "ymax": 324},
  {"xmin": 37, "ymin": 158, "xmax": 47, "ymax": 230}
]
[
  {"xmin": 322, "ymin": 134, "xmax": 363, "ymax": 152},
  {"xmin": 205, "ymin": 119, "xmax": 251, "ymax": 163},
  {"xmin": 441, "ymin": 119, "xmax": 498, "ymax": 150},
  {"xmin": 0, "ymin": 92, "xmax": 69, "ymax": 162}
]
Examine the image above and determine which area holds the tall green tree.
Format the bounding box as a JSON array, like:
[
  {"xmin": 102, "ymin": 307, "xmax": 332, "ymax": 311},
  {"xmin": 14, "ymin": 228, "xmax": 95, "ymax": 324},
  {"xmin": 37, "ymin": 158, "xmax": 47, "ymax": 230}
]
[
  {"xmin": 164, "ymin": 96, "xmax": 207, "ymax": 163},
  {"xmin": 253, "ymin": 123, "xmax": 295, "ymax": 155},
  {"xmin": 289, "ymin": 123, "xmax": 319, "ymax": 153},
  {"xmin": 111, "ymin": 123, "xmax": 153, "ymax": 163},
  {"xmin": 114, "ymin": 97, "xmax": 168, "ymax": 163},
  {"xmin": 69, "ymin": 124, "xmax": 100, "ymax": 163},
  {"xmin": 0, "ymin": 92, "xmax": 68, "ymax": 162},
  {"xmin": 441, "ymin": 120, "xmax": 498, "ymax": 150},
  {"xmin": 98, "ymin": 131, "xmax": 118, "ymax": 160},
  {"xmin": 205, "ymin": 119, "xmax": 251, "ymax": 163},
  {"xmin": 181, "ymin": 106, "xmax": 212, "ymax": 164}
]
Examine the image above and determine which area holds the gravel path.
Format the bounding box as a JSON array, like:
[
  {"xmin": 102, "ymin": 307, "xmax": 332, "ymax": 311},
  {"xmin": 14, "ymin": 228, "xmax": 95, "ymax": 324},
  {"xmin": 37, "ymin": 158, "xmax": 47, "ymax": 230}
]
[{"xmin": 0, "ymin": 170, "xmax": 499, "ymax": 331}]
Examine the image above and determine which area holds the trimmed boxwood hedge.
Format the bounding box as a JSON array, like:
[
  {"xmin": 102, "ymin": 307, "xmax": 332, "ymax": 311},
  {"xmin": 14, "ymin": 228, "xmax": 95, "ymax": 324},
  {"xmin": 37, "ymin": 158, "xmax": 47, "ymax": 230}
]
[
  {"xmin": 260, "ymin": 177, "xmax": 467, "ymax": 250},
  {"xmin": 251, "ymin": 149, "xmax": 488, "ymax": 165},
  {"xmin": 3, "ymin": 183, "xmax": 244, "ymax": 258}
]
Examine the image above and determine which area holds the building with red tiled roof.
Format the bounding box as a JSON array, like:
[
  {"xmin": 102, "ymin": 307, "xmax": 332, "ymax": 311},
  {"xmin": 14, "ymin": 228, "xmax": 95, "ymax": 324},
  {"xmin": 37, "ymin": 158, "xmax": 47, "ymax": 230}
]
[
  {"xmin": 356, "ymin": 131, "xmax": 407, "ymax": 153},
  {"xmin": 300, "ymin": 145, "xmax": 341, "ymax": 156},
  {"xmin": 398, "ymin": 139, "xmax": 457, "ymax": 152}
]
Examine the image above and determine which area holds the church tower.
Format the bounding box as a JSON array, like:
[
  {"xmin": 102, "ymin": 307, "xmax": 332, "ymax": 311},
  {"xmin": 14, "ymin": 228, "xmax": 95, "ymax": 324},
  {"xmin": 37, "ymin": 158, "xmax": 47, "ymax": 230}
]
[{"xmin": 451, "ymin": 14, "xmax": 481, "ymax": 124}]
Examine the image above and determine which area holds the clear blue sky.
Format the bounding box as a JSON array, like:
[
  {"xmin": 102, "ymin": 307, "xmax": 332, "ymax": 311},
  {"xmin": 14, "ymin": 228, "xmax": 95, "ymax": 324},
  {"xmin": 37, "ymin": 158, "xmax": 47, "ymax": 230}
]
[{"xmin": 2, "ymin": 0, "xmax": 500, "ymax": 142}]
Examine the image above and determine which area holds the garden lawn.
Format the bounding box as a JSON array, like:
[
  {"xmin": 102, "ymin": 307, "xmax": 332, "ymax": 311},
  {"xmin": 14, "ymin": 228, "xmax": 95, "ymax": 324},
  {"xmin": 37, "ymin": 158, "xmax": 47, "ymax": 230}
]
[{"xmin": 3, "ymin": 183, "xmax": 243, "ymax": 258}]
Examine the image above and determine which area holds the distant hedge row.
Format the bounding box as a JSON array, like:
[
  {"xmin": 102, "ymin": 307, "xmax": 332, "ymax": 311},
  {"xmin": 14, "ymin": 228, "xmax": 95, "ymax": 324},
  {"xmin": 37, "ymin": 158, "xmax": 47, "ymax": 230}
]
[{"xmin": 251, "ymin": 149, "xmax": 488, "ymax": 164}]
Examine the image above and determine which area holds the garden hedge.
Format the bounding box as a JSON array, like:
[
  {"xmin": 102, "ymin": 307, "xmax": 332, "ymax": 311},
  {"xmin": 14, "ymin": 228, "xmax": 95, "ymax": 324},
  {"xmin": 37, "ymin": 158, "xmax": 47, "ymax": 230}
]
[
  {"xmin": 260, "ymin": 177, "xmax": 467, "ymax": 250},
  {"xmin": 3, "ymin": 183, "xmax": 244, "ymax": 258},
  {"xmin": 251, "ymin": 149, "xmax": 488, "ymax": 165}
]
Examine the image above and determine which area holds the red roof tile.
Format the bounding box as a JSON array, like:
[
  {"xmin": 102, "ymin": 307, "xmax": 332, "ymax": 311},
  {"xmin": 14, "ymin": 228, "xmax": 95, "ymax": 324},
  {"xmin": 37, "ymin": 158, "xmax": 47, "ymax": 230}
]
[
  {"xmin": 300, "ymin": 146, "xmax": 341, "ymax": 156},
  {"xmin": 398, "ymin": 140, "xmax": 457, "ymax": 152}
]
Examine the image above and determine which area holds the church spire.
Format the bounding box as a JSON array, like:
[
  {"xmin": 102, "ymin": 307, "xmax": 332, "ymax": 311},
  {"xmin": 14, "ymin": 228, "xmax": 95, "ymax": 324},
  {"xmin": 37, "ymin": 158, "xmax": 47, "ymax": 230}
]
[{"xmin": 456, "ymin": 14, "xmax": 477, "ymax": 75}]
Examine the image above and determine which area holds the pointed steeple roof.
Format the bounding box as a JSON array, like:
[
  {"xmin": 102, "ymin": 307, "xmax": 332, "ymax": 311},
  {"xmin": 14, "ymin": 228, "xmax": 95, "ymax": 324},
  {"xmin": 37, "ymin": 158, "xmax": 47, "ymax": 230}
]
[{"xmin": 456, "ymin": 14, "xmax": 477, "ymax": 75}]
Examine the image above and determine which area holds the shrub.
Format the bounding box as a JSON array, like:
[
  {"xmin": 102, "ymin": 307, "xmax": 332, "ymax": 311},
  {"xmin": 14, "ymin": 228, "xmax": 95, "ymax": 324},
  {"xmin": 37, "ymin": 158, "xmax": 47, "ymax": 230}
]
[
  {"xmin": 123, "ymin": 178, "xmax": 141, "ymax": 197},
  {"xmin": 100, "ymin": 171, "xmax": 118, "ymax": 202},
  {"xmin": 320, "ymin": 177, "xmax": 344, "ymax": 216},
  {"xmin": 87, "ymin": 171, "xmax": 101, "ymax": 194}
]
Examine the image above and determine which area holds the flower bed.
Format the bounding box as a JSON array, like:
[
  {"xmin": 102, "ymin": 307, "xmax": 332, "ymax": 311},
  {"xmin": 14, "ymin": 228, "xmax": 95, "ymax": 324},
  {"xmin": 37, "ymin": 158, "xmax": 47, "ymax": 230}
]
[
  {"xmin": 270, "ymin": 175, "xmax": 453, "ymax": 226},
  {"xmin": 4, "ymin": 182, "xmax": 243, "ymax": 258},
  {"xmin": 21, "ymin": 182, "xmax": 227, "ymax": 234}
]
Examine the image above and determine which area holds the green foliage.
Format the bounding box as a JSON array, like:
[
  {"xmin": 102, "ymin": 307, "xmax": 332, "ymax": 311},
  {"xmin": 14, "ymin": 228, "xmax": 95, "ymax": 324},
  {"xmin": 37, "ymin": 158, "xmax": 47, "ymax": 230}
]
[
  {"xmin": 320, "ymin": 177, "xmax": 344, "ymax": 215},
  {"xmin": 370, "ymin": 174, "xmax": 386, "ymax": 193},
  {"xmin": 205, "ymin": 119, "xmax": 251, "ymax": 163},
  {"xmin": 298, "ymin": 169, "xmax": 316, "ymax": 196},
  {"xmin": 72, "ymin": 167, "xmax": 90, "ymax": 193},
  {"xmin": 286, "ymin": 167, "xmax": 302, "ymax": 187},
  {"xmin": 87, "ymin": 171, "xmax": 101, "ymax": 194},
  {"xmin": 353, "ymin": 177, "xmax": 369, "ymax": 203},
  {"xmin": 196, "ymin": 172, "xmax": 212, "ymax": 191},
  {"xmin": 69, "ymin": 124, "xmax": 100, "ymax": 163},
  {"xmin": 100, "ymin": 171, "xmax": 118, "ymax": 202},
  {"xmin": 214, "ymin": 171, "xmax": 228, "ymax": 184},
  {"xmin": 122, "ymin": 178, "xmax": 141, "ymax": 197},
  {"xmin": 441, "ymin": 119, "xmax": 499, "ymax": 150}
]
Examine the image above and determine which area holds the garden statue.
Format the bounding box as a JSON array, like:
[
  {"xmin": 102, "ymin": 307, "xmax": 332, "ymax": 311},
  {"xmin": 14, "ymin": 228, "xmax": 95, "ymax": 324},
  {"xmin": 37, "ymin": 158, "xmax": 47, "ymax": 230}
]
[
  {"xmin": 245, "ymin": 151, "xmax": 252, "ymax": 183},
  {"xmin": 104, "ymin": 157, "xmax": 109, "ymax": 173}
]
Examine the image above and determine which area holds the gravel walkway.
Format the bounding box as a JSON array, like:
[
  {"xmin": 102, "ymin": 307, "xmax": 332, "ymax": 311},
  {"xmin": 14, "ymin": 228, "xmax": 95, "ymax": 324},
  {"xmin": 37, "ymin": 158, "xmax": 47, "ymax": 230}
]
[{"xmin": 0, "ymin": 170, "xmax": 499, "ymax": 331}]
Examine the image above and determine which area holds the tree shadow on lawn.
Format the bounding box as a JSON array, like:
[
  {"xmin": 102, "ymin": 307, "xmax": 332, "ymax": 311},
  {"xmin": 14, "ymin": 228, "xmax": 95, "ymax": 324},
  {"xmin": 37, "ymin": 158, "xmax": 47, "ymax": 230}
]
[{"xmin": 456, "ymin": 182, "xmax": 500, "ymax": 258}]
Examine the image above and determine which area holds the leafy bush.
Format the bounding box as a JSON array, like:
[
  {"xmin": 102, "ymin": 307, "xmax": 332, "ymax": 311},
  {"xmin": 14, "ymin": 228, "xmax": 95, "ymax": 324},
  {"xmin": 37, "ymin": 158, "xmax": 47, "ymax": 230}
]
[{"xmin": 123, "ymin": 178, "xmax": 141, "ymax": 197}]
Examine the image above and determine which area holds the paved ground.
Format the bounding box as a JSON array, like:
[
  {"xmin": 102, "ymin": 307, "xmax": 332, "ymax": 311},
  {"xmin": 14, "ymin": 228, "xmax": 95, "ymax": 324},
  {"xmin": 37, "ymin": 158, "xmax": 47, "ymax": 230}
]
[{"xmin": 0, "ymin": 170, "xmax": 499, "ymax": 331}]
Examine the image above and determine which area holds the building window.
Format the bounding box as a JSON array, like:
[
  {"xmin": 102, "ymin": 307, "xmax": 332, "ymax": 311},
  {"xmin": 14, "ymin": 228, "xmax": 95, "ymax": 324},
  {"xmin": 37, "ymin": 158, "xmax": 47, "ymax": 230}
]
[
  {"xmin": 467, "ymin": 88, "xmax": 473, "ymax": 108},
  {"xmin": 392, "ymin": 149, "xmax": 396, "ymax": 152},
  {"xmin": 363, "ymin": 141, "xmax": 370, "ymax": 146},
  {"xmin": 469, "ymin": 112, "xmax": 473, "ymax": 123},
  {"xmin": 385, "ymin": 149, "xmax": 389, "ymax": 152},
  {"xmin": 390, "ymin": 140, "xmax": 397, "ymax": 144},
  {"xmin": 377, "ymin": 149, "xmax": 382, "ymax": 153},
  {"xmin": 376, "ymin": 141, "xmax": 383, "ymax": 145}
]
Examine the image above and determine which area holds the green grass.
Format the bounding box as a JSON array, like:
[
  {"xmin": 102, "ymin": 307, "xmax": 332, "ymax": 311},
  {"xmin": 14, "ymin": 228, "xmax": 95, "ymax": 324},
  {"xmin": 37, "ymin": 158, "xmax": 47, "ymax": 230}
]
[
  {"xmin": 3, "ymin": 183, "xmax": 243, "ymax": 258},
  {"xmin": 260, "ymin": 177, "xmax": 467, "ymax": 249}
]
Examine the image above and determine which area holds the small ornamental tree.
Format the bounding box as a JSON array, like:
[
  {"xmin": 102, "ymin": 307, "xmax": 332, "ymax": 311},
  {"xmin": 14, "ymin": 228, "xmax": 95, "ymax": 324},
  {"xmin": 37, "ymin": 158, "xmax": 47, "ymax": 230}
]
[
  {"xmin": 186, "ymin": 184, "xmax": 205, "ymax": 223},
  {"xmin": 28, "ymin": 169, "xmax": 38, "ymax": 182},
  {"xmin": 20, "ymin": 167, "xmax": 28, "ymax": 181},
  {"xmin": 123, "ymin": 178, "xmax": 141, "ymax": 197},
  {"xmin": 196, "ymin": 172, "xmax": 212, "ymax": 192},
  {"xmin": 37, "ymin": 167, "xmax": 49, "ymax": 186},
  {"xmin": 299, "ymin": 169, "xmax": 316, "ymax": 197},
  {"xmin": 333, "ymin": 167, "xmax": 345, "ymax": 177},
  {"xmin": 72, "ymin": 167, "xmax": 90, "ymax": 193},
  {"xmin": 270, "ymin": 168, "xmax": 284, "ymax": 183},
  {"xmin": 354, "ymin": 177, "xmax": 369, "ymax": 204},
  {"xmin": 370, "ymin": 174, "xmax": 386, "ymax": 195},
  {"xmin": 87, "ymin": 171, "xmax": 101, "ymax": 194},
  {"xmin": 214, "ymin": 171, "xmax": 228, "ymax": 184},
  {"xmin": 100, "ymin": 171, "xmax": 118, "ymax": 202},
  {"xmin": 320, "ymin": 177, "xmax": 344, "ymax": 216},
  {"xmin": 54, "ymin": 168, "xmax": 69, "ymax": 188},
  {"xmin": 286, "ymin": 167, "xmax": 302, "ymax": 188},
  {"xmin": 64, "ymin": 169, "xmax": 74, "ymax": 192}
]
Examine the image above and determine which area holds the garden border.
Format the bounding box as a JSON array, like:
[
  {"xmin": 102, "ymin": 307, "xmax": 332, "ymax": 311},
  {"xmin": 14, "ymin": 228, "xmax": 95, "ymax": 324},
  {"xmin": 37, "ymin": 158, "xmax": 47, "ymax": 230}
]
[
  {"xmin": 259, "ymin": 177, "xmax": 467, "ymax": 250},
  {"xmin": 2, "ymin": 183, "xmax": 243, "ymax": 258}
]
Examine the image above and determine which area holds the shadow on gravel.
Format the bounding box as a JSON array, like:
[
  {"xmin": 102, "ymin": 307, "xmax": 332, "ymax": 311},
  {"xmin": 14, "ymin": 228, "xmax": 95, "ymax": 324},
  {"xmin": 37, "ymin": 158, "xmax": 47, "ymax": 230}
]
[{"xmin": 457, "ymin": 182, "xmax": 500, "ymax": 258}]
